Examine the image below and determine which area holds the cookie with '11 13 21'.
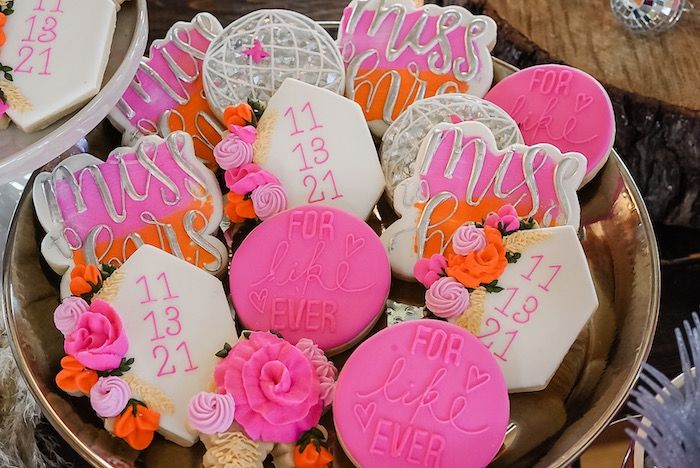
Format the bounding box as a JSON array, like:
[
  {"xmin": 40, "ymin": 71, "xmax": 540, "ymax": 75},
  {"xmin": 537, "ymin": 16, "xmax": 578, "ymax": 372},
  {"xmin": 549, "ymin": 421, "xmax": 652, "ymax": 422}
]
[
  {"xmin": 485, "ymin": 64, "xmax": 615, "ymax": 187},
  {"xmin": 0, "ymin": 0, "xmax": 117, "ymax": 132},
  {"xmin": 253, "ymin": 78, "xmax": 385, "ymax": 220},
  {"xmin": 381, "ymin": 120, "xmax": 586, "ymax": 280},
  {"xmin": 109, "ymin": 13, "xmax": 225, "ymax": 170},
  {"xmin": 337, "ymin": 0, "xmax": 497, "ymax": 136},
  {"xmin": 32, "ymin": 132, "xmax": 228, "ymax": 295},
  {"xmin": 229, "ymin": 205, "xmax": 391, "ymax": 355},
  {"xmin": 333, "ymin": 320, "xmax": 509, "ymax": 468}
]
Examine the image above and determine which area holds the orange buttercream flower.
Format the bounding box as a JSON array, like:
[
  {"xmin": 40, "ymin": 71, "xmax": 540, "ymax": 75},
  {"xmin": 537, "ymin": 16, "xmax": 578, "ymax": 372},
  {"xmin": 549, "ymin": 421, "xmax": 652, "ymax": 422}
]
[
  {"xmin": 69, "ymin": 264, "xmax": 102, "ymax": 296},
  {"xmin": 113, "ymin": 402, "xmax": 160, "ymax": 451},
  {"xmin": 55, "ymin": 355, "xmax": 98, "ymax": 395},
  {"xmin": 225, "ymin": 191, "xmax": 256, "ymax": 223},
  {"xmin": 445, "ymin": 227, "xmax": 508, "ymax": 289},
  {"xmin": 223, "ymin": 103, "xmax": 254, "ymax": 127},
  {"xmin": 293, "ymin": 442, "xmax": 333, "ymax": 468},
  {"xmin": 0, "ymin": 13, "xmax": 6, "ymax": 47}
]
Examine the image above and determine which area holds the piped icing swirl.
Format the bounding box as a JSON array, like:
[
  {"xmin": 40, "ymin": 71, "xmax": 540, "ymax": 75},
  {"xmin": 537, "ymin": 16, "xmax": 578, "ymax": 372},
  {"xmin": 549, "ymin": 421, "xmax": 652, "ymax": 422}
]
[
  {"xmin": 251, "ymin": 183, "xmax": 288, "ymax": 220},
  {"xmin": 452, "ymin": 225, "xmax": 487, "ymax": 256},
  {"xmin": 89, "ymin": 376, "xmax": 131, "ymax": 418},
  {"xmin": 214, "ymin": 132, "xmax": 254, "ymax": 170},
  {"xmin": 425, "ymin": 276, "xmax": 470, "ymax": 319},
  {"xmin": 295, "ymin": 339, "xmax": 337, "ymax": 406},
  {"xmin": 53, "ymin": 296, "xmax": 89, "ymax": 336},
  {"xmin": 188, "ymin": 392, "xmax": 236, "ymax": 434}
]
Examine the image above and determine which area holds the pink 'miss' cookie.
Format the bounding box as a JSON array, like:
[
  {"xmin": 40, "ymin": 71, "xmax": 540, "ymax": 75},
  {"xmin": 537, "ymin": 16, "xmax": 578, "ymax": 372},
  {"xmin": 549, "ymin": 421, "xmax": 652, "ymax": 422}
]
[
  {"xmin": 485, "ymin": 64, "xmax": 615, "ymax": 187},
  {"xmin": 229, "ymin": 206, "xmax": 391, "ymax": 355},
  {"xmin": 334, "ymin": 320, "xmax": 509, "ymax": 468}
]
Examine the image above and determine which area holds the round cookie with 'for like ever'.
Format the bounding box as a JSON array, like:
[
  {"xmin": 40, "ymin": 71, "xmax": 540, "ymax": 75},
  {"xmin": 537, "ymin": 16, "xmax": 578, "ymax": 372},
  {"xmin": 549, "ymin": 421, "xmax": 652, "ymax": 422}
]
[
  {"xmin": 381, "ymin": 94, "xmax": 524, "ymax": 202},
  {"xmin": 484, "ymin": 64, "xmax": 615, "ymax": 187},
  {"xmin": 334, "ymin": 320, "xmax": 509, "ymax": 468},
  {"xmin": 229, "ymin": 205, "xmax": 391, "ymax": 355},
  {"xmin": 203, "ymin": 9, "xmax": 345, "ymax": 118}
]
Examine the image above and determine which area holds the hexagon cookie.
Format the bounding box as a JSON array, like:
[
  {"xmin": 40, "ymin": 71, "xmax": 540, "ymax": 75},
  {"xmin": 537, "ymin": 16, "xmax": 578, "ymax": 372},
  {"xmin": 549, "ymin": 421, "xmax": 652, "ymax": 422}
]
[
  {"xmin": 253, "ymin": 78, "xmax": 385, "ymax": 219},
  {"xmin": 477, "ymin": 225, "xmax": 598, "ymax": 392},
  {"xmin": 104, "ymin": 245, "xmax": 238, "ymax": 446},
  {"xmin": 0, "ymin": 0, "xmax": 117, "ymax": 132}
]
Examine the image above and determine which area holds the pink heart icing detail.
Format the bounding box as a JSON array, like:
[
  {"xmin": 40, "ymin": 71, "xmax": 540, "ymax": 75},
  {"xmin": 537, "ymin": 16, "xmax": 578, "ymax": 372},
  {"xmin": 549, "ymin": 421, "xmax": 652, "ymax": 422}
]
[
  {"xmin": 575, "ymin": 93, "xmax": 594, "ymax": 113},
  {"xmin": 353, "ymin": 401, "xmax": 376, "ymax": 431},
  {"xmin": 249, "ymin": 289, "xmax": 268, "ymax": 314},
  {"xmin": 466, "ymin": 365, "xmax": 491, "ymax": 393},
  {"xmin": 345, "ymin": 234, "xmax": 365, "ymax": 258}
]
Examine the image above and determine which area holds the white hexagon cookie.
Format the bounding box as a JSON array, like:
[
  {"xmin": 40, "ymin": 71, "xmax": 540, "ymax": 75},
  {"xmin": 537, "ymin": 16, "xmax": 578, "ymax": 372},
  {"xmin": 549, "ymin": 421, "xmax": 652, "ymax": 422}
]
[
  {"xmin": 0, "ymin": 0, "xmax": 117, "ymax": 132},
  {"xmin": 104, "ymin": 245, "xmax": 238, "ymax": 446},
  {"xmin": 477, "ymin": 225, "xmax": 598, "ymax": 392},
  {"xmin": 253, "ymin": 78, "xmax": 385, "ymax": 219}
]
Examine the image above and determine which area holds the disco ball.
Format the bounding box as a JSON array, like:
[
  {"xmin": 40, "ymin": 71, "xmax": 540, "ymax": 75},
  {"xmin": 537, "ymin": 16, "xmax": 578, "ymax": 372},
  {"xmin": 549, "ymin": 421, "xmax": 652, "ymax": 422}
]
[{"xmin": 611, "ymin": 0, "xmax": 688, "ymax": 34}]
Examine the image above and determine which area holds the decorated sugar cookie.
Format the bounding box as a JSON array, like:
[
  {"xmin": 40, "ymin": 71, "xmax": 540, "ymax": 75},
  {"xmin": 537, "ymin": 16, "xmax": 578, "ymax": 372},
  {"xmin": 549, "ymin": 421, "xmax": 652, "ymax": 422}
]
[
  {"xmin": 230, "ymin": 206, "xmax": 391, "ymax": 355},
  {"xmin": 381, "ymin": 94, "xmax": 523, "ymax": 201},
  {"xmin": 203, "ymin": 10, "xmax": 345, "ymax": 118},
  {"xmin": 33, "ymin": 132, "xmax": 228, "ymax": 289},
  {"xmin": 0, "ymin": 0, "xmax": 117, "ymax": 132},
  {"xmin": 337, "ymin": 0, "xmax": 497, "ymax": 136},
  {"xmin": 334, "ymin": 320, "xmax": 509, "ymax": 468},
  {"xmin": 110, "ymin": 13, "xmax": 225, "ymax": 170},
  {"xmin": 53, "ymin": 246, "xmax": 239, "ymax": 449},
  {"xmin": 250, "ymin": 78, "xmax": 385, "ymax": 219},
  {"xmin": 485, "ymin": 64, "xmax": 615, "ymax": 186},
  {"xmin": 381, "ymin": 121, "xmax": 586, "ymax": 280},
  {"xmin": 414, "ymin": 212, "xmax": 598, "ymax": 392}
]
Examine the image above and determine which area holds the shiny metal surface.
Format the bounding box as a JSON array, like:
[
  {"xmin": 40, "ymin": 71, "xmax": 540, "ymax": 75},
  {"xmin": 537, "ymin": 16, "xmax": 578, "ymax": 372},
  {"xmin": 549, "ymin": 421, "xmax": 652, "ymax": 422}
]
[{"xmin": 1, "ymin": 58, "xmax": 660, "ymax": 467}]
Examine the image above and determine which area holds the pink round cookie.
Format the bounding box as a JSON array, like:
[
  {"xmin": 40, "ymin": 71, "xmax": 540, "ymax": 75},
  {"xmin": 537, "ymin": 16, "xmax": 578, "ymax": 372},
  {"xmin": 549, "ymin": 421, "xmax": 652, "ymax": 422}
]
[
  {"xmin": 334, "ymin": 320, "xmax": 509, "ymax": 468},
  {"xmin": 485, "ymin": 64, "xmax": 614, "ymax": 186},
  {"xmin": 229, "ymin": 206, "xmax": 390, "ymax": 354}
]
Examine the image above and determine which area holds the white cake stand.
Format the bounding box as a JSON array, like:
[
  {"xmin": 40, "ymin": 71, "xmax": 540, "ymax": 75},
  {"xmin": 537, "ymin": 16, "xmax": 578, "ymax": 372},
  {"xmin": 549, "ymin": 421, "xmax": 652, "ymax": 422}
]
[{"xmin": 0, "ymin": 0, "xmax": 148, "ymax": 185}]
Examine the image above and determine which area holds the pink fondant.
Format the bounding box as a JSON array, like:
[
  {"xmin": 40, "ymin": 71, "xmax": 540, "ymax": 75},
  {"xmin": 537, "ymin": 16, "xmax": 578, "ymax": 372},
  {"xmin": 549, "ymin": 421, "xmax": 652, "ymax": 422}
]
[
  {"xmin": 229, "ymin": 206, "xmax": 391, "ymax": 353},
  {"xmin": 485, "ymin": 64, "xmax": 614, "ymax": 184},
  {"xmin": 333, "ymin": 320, "xmax": 509, "ymax": 468},
  {"xmin": 213, "ymin": 332, "xmax": 322, "ymax": 442},
  {"xmin": 484, "ymin": 205, "xmax": 520, "ymax": 233},
  {"xmin": 225, "ymin": 163, "xmax": 279, "ymax": 195},
  {"xmin": 413, "ymin": 254, "xmax": 447, "ymax": 289},
  {"xmin": 119, "ymin": 19, "xmax": 215, "ymax": 133}
]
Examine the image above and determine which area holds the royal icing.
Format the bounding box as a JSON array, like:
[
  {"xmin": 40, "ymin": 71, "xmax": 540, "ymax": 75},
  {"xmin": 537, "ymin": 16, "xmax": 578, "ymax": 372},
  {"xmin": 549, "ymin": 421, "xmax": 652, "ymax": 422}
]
[
  {"xmin": 32, "ymin": 132, "xmax": 228, "ymax": 290},
  {"xmin": 333, "ymin": 320, "xmax": 509, "ymax": 468},
  {"xmin": 337, "ymin": 0, "xmax": 497, "ymax": 136},
  {"xmin": 381, "ymin": 121, "xmax": 586, "ymax": 279},
  {"xmin": 230, "ymin": 206, "xmax": 391, "ymax": 354},
  {"xmin": 0, "ymin": 0, "xmax": 117, "ymax": 132},
  {"xmin": 107, "ymin": 246, "xmax": 239, "ymax": 446},
  {"xmin": 467, "ymin": 225, "xmax": 598, "ymax": 392},
  {"xmin": 485, "ymin": 64, "xmax": 615, "ymax": 186},
  {"xmin": 381, "ymin": 94, "xmax": 523, "ymax": 201},
  {"xmin": 109, "ymin": 13, "xmax": 225, "ymax": 169},
  {"xmin": 203, "ymin": 10, "xmax": 345, "ymax": 118},
  {"xmin": 253, "ymin": 79, "xmax": 385, "ymax": 219}
]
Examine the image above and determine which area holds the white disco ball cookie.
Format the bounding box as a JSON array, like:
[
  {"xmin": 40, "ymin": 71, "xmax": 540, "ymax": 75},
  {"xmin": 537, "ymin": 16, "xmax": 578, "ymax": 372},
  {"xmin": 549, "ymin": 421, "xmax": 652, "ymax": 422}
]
[
  {"xmin": 381, "ymin": 94, "xmax": 524, "ymax": 201},
  {"xmin": 203, "ymin": 10, "xmax": 345, "ymax": 118}
]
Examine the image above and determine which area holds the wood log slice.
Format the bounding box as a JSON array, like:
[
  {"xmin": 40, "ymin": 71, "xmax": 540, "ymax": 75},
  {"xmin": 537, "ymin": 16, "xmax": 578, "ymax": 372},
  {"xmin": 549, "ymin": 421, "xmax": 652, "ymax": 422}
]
[{"xmin": 441, "ymin": 0, "xmax": 700, "ymax": 228}]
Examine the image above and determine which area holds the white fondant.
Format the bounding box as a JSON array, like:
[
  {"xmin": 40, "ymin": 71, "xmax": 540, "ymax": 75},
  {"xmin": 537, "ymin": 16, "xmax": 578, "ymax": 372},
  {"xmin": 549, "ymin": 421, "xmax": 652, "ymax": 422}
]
[
  {"xmin": 0, "ymin": 0, "xmax": 117, "ymax": 132},
  {"xmin": 254, "ymin": 79, "xmax": 385, "ymax": 219},
  {"xmin": 480, "ymin": 226, "xmax": 598, "ymax": 392},
  {"xmin": 108, "ymin": 245, "xmax": 238, "ymax": 446},
  {"xmin": 381, "ymin": 121, "xmax": 586, "ymax": 279}
]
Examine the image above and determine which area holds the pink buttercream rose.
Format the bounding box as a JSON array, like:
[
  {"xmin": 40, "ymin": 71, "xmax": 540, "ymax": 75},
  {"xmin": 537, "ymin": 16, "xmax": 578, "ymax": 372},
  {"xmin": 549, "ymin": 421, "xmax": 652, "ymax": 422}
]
[
  {"xmin": 214, "ymin": 133, "xmax": 253, "ymax": 170},
  {"xmin": 426, "ymin": 277, "xmax": 470, "ymax": 320},
  {"xmin": 214, "ymin": 332, "xmax": 322, "ymax": 442},
  {"xmin": 229, "ymin": 124, "xmax": 257, "ymax": 144},
  {"xmin": 64, "ymin": 299, "xmax": 128, "ymax": 371},
  {"xmin": 251, "ymin": 183, "xmax": 288, "ymax": 220},
  {"xmin": 452, "ymin": 225, "xmax": 487, "ymax": 256},
  {"xmin": 225, "ymin": 163, "xmax": 279, "ymax": 195},
  {"xmin": 484, "ymin": 205, "xmax": 520, "ymax": 233},
  {"xmin": 54, "ymin": 296, "xmax": 90, "ymax": 336},
  {"xmin": 413, "ymin": 254, "xmax": 447, "ymax": 288}
]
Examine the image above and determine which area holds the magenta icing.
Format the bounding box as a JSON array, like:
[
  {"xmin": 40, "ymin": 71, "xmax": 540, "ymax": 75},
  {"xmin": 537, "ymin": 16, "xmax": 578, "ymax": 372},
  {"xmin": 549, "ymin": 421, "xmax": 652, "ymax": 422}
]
[
  {"xmin": 485, "ymin": 64, "xmax": 614, "ymax": 182},
  {"xmin": 64, "ymin": 300, "xmax": 129, "ymax": 372},
  {"xmin": 54, "ymin": 296, "xmax": 90, "ymax": 336},
  {"xmin": 295, "ymin": 338, "xmax": 338, "ymax": 406},
  {"xmin": 229, "ymin": 125, "xmax": 257, "ymax": 144},
  {"xmin": 425, "ymin": 277, "xmax": 470, "ymax": 319},
  {"xmin": 117, "ymin": 16, "xmax": 218, "ymax": 135},
  {"xmin": 214, "ymin": 132, "xmax": 254, "ymax": 170},
  {"xmin": 484, "ymin": 205, "xmax": 520, "ymax": 233},
  {"xmin": 225, "ymin": 163, "xmax": 279, "ymax": 195},
  {"xmin": 188, "ymin": 392, "xmax": 236, "ymax": 434},
  {"xmin": 213, "ymin": 332, "xmax": 322, "ymax": 442},
  {"xmin": 251, "ymin": 183, "xmax": 288, "ymax": 220},
  {"xmin": 89, "ymin": 376, "xmax": 131, "ymax": 418},
  {"xmin": 333, "ymin": 320, "xmax": 509, "ymax": 468},
  {"xmin": 451, "ymin": 225, "xmax": 486, "ymax": 256},
  {"xmin": 413, "ymin": 254, "xmax": 447, "ymax": 289},
  {"xmin": 229, "ymin": 206, "xmax": 391, "ymax": 352}
]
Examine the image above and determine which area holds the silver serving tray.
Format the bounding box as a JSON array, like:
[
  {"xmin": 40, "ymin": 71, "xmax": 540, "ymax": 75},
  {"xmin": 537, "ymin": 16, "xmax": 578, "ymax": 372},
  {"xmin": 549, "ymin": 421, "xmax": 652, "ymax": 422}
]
[{"xmin": 2, "ymin": 58, "xmax": 660, "ymax": 467}]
